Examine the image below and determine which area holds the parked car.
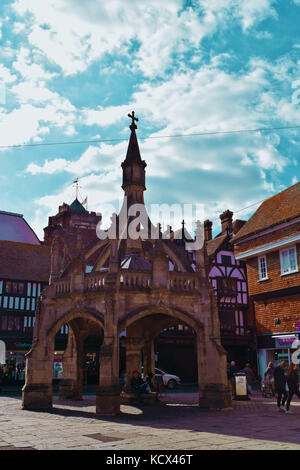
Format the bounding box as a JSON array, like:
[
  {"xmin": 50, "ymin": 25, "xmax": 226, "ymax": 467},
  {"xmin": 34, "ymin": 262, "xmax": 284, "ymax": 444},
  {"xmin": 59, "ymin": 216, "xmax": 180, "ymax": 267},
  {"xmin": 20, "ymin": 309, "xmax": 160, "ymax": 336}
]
[
  {"xmin": 154, "ymin": 368, "xmax": 181, "ymax": 389},
  {"xmin": 124, "ymin": 367, "xmax": 181, "ymax": 390}
]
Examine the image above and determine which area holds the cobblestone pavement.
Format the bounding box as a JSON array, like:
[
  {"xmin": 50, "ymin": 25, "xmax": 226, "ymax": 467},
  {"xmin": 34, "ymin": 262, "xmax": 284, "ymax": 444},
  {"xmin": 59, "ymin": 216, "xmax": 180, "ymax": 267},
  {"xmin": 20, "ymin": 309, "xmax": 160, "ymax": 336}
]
[{"xmin": 0, "ymin": 391, "xmax": 300, "ymax": 450}]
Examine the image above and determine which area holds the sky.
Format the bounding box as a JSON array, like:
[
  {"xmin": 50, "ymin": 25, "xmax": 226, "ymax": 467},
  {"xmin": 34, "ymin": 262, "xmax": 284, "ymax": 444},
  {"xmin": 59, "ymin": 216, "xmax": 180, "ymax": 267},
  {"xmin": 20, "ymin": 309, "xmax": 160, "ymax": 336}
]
[{"xmin": 0, "ymin": 0, "xmax": 299, "ymax": 239}]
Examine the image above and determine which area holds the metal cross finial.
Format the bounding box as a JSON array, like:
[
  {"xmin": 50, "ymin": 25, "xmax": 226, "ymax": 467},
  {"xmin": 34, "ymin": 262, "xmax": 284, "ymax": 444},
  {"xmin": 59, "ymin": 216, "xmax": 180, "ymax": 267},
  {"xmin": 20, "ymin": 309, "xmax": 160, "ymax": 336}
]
[{"xmin": 128, "ymin": 111, "xmax": 138, "ymax": 130}]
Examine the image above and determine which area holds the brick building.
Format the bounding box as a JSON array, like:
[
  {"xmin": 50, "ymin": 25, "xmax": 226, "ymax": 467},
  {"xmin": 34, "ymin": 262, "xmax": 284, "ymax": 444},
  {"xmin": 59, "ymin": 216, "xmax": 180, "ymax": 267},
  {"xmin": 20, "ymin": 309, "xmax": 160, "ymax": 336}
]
[
  {"xmin": 233, "ymin": 182, "xmax": 300, "ymax": 377},
  {"xmin": 0, "ymin": 211, "xmax": 50, "ymax": 379},
  {"xmin": 0, "ymin": 204, "xmax": 102, "ymax": 383}
]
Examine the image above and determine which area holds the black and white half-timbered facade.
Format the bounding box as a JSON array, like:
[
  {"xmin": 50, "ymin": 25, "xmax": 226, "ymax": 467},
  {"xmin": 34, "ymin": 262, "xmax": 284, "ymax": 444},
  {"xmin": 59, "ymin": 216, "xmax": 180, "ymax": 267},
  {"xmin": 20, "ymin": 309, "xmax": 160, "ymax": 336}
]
[
  {"xmin": 156, "ymin": 211, "xmax": 254, "ymax": 377},
  {"xmin": 205, "ymin": 211, "xmax": 254, "ymax": 365}
]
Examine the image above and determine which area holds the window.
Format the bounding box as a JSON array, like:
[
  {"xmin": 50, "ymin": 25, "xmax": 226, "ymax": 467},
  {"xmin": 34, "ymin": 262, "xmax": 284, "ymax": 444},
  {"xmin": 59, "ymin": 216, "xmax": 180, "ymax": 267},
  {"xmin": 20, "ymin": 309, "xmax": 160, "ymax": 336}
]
[
  {"xmin": 32, "ymin": 283, "xmax": 37, "ymax": 297},
  {"xmin": 258, "ymin": 256, "xmax": 268, "ymax": 280},
  {"xmin": 18, "ymin": 283, "xmax": 24, "ymax": 294},
  {"xmin": 217, "ymin": 277, "xmax": 238, "ymax": 296},
  {"xmin": 221, "ymin": 255, "xmax": 231, "ymax": 265},
  {"xmin": 5, "ymin": 281, "xmax": 11, "ymax": 293},
  {"xmin": 60, "ymin": 324, "xmax": 69, "ymax": 335},
  {"xmin": 280, "ymin": 247, "xmax": 298, "ymax": 275},
  {"xmin": 27, "ymin": 283, "xmax": 31, "ymax": 297},
  {"xmin": 23, "ymin": 316, "xmax": 34, "ymax": 332}
]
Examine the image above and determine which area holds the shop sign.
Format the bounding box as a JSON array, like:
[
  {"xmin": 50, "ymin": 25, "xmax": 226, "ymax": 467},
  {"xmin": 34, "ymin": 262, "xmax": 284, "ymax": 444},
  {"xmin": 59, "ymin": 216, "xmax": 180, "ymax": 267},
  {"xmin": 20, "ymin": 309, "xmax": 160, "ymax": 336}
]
[
  {"xmin": 274, "ymin": 335, "xmax": 297, "ymax": 348},
  {"xmin": 14, "ymin": 342, "xmax": 32, "ymax": 348}
]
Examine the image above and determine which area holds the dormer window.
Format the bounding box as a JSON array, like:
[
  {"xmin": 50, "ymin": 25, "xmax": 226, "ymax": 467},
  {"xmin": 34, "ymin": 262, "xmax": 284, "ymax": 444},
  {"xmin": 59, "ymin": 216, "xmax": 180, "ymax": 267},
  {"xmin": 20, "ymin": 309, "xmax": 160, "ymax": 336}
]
[
  {"xmin": 280, "ymin": 246, "xmax": 298, "ymax": 275},
  {"xmin": 221, "ymin": 255, "xmax": 231, "ymax": 265}
]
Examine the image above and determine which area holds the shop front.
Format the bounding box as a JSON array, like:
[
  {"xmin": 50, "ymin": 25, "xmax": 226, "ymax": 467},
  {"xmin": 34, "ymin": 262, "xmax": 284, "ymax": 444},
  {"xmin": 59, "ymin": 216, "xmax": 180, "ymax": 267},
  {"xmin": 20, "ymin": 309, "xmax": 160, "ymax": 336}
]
[{"xmin": 257, "ymin": 333, "xmax": 300, "ymax": 379}]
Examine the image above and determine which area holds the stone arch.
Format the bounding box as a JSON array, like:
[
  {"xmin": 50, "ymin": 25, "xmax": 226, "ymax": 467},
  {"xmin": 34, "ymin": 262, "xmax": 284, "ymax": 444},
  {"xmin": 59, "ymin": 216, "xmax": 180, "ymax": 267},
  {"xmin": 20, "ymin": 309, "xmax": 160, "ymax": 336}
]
[
  {"xmin": 118, "ymin": 304, "xmax": 204, "ymax": 335},
  {"xmin": 48, "ymin": 308, "xmax": 105, "ymax": 400},
  {"xmin": 118, "ymin": 304, "xmax": 206, "ymax": 394},
  {"xmin": 47, "ymin": 308, "xmax": 104, "ymax": 343}
]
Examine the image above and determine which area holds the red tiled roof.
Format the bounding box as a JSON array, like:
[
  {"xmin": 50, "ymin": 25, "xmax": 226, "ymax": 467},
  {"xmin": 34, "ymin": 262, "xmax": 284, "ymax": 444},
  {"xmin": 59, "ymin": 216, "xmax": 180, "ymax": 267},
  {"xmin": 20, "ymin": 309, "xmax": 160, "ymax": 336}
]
[
  {"xmin": 206, "ymin": 234, "xmax": 227, "ymax": 257},
  {"xmin": 0, "ymin": 241, "xmax": 50, "ymax": 282},
  {"xmin": 233, "ymin": 182, "xmax": 300, "ymax": 242}
]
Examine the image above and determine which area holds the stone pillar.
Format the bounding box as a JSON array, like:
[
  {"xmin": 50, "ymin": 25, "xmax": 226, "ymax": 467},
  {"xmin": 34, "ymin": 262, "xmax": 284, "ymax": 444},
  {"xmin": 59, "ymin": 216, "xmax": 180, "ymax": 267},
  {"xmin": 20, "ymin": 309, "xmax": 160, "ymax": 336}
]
[
  {"xmin": 96, "ymin": 335, "xmax": 120, "ymax": 416},
  {"xmin": 59, "ymin": 329, "xmax": 84, "ymax": 400},
  {"xmin": 22, "ymin": 343, "xmax": 54, "ymax": 410},
  {"xmin": 124, "ymin": 338, "xmax": 143, "ymax": 391},
  {"xmin": 152, "ymin": 240, "xmax": 169, "ymax": 289},
  {"xmin": 96, "ymin": 284, "xmax": 120, "ymax": 416},
  {"xmin": 143, "ymin": 339, "xmax": 155, "ymax": 378},
  {"xmin": 196, "ymin": 327, "xmax": 232, "ymax": 409},
  {"xmin": 196, "ymin": 329, "xmax": 209, "ymax": 408}
]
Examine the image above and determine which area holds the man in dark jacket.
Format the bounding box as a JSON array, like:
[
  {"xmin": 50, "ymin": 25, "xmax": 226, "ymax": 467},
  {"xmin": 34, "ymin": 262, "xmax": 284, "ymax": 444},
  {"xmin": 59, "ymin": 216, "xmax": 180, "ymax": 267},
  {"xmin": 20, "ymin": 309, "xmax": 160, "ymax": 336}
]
[
  {"xmin": 130, "ymin": 370, "xmax": 151, "ymax": 403},
  {"xmin": 274, "ymin": 361, "xmax": 287, "ymax": 411}
]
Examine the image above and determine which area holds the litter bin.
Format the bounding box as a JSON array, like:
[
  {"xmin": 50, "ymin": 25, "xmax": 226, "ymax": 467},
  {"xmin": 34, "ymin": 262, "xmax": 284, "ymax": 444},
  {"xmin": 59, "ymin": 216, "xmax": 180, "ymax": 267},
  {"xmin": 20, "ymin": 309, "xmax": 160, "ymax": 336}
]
[{"xmin": 233, "ymin": 372, "xmax": 250, "ymax": 401}]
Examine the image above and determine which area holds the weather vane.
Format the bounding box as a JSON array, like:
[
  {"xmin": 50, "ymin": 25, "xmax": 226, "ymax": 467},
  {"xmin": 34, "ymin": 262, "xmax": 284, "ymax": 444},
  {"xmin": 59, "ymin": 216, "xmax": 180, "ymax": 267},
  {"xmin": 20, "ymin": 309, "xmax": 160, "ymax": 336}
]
[
  {"xmin": 73, "ymin": 177, "xmax": 82, "ymax": 200},
  {"xmin": 128, "ymin": 111, "xmax": 138, "ymax": 130}
]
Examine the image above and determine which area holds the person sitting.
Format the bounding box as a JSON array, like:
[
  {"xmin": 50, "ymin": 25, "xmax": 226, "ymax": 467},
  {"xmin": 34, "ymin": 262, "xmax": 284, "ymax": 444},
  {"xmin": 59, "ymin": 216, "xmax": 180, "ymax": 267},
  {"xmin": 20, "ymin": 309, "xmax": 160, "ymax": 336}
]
[
  {"xmin": 130, "ymin": 370, "xmax": 151, "ymax": 403},
  {"xmin": 145, "ymin": 372, "xmax": 154, "ymax": 390}
]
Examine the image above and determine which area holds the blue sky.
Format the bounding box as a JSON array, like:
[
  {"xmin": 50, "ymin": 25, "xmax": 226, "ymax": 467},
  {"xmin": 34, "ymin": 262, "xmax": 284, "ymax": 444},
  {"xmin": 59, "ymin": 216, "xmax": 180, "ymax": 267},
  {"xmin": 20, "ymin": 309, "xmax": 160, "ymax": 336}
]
[{"xmin": 0, "ymin": 0, "xmax": 299, "ymax": 238}]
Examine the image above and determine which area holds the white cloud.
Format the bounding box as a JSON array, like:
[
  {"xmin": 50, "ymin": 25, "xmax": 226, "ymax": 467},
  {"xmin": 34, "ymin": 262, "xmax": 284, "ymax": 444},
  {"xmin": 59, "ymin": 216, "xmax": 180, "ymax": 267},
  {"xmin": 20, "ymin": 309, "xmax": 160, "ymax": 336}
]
[
  {"xmin": 12, "ymin": 22, "xmax": 26, "ymax": 34},
  {"xmin": 12, "ymin": 0, "xmax": 278, "ymax": 77},
  {"xmin": 0, "ymin": 47, "xmax": 78, "ymax": 146},
  {"xmin": 26, "ymin": 57, "xmax": 290, "ymax": 237},
  {"xmin": 0, "ymin": 64, "xmax": 17, "ymax": 84},
  {"xmin": 83, "ymin": 105, "xmax": 130, "ymax": 127},
  {"xmin": 0, "ymin": 101, "xmax": 76, "ymax": 148},
  {"xmin": 12, "ymin": 47, "xmax": 57, "ymax": 82}
]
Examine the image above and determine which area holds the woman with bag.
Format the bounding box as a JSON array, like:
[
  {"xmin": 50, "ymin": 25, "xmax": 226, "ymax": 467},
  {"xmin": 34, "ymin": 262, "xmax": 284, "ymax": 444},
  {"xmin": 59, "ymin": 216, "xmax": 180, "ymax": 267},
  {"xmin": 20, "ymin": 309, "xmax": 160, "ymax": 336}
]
[{"xmin": 264, "ymin": 362, "xmax": 275, "ymax": 396}]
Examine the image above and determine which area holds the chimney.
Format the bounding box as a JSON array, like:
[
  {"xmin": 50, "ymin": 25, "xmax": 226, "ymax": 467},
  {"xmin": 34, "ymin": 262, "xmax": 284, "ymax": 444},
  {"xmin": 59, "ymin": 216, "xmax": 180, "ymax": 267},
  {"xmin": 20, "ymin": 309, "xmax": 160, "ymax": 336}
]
[
  {"xmin": 204, "ymin": 219, "xmax": 212, "ymax": 241},
  {"xmin": 233, "ymin": 219, "xmax": 246, "ymax": 234},
  {"xmin": 220, "ymin": 210, "xmax": 233, "ymax": 234}
]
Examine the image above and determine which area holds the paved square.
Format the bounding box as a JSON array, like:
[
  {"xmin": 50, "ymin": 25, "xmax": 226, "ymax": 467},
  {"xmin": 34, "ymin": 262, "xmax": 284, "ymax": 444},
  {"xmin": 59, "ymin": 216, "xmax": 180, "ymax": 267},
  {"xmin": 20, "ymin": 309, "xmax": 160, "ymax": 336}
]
[{"xmin": 0, "ymin": 391, "xmax": 300, "ymax": 450}]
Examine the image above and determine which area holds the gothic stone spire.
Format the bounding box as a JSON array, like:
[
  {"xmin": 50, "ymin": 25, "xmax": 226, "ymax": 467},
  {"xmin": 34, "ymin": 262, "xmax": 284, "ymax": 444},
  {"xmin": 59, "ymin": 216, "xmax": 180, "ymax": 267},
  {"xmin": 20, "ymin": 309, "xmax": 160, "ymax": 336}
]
[{"xmin": 121, "ymin": 111, "xmax": 147, "ymax": 195}]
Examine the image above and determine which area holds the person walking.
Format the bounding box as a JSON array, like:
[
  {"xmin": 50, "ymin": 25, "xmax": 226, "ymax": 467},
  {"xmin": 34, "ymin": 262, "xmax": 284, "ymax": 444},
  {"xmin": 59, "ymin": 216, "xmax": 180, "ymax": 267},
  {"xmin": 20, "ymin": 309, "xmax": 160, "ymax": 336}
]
[
  {"xmin": 244, "ymin": 363, "xmax": 256, "ymax": 395},
  {"xmin": 274, "ymin": 361, "xmax": 287, "ymax": 412},
  {"xmin": 285, "ymin": 363, "xmax": 300, "ymax": 414},
  {"xmin": 264, "ymin": 362, "xmax": 275, "ymax": 396}
]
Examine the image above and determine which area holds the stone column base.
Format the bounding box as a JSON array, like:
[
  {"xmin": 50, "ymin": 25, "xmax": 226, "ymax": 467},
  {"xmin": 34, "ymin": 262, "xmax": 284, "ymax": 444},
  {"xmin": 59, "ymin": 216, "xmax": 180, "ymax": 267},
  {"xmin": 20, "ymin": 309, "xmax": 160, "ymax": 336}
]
[
  {"xmin": 96, "ymin": 389, "xmax": 121, "ymax": 416},
  {"xmin": 22, "ymin": 383, "xmax": 53, "ymax": 410},
  {"xmin": 199, "ymin": 384, "xmax": 232, "ymax": 409},
  {"xmin": 59, "ymin": 379, "xmax": 82, "ymax": 400}
]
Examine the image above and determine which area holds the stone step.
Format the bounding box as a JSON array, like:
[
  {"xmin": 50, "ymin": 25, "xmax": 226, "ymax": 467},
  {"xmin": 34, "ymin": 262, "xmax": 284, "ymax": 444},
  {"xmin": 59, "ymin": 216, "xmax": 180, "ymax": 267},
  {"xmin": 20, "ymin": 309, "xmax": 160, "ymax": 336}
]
[{"xmin": 120, "ymin": 391, "xmax": 159, "ymax": 405}]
